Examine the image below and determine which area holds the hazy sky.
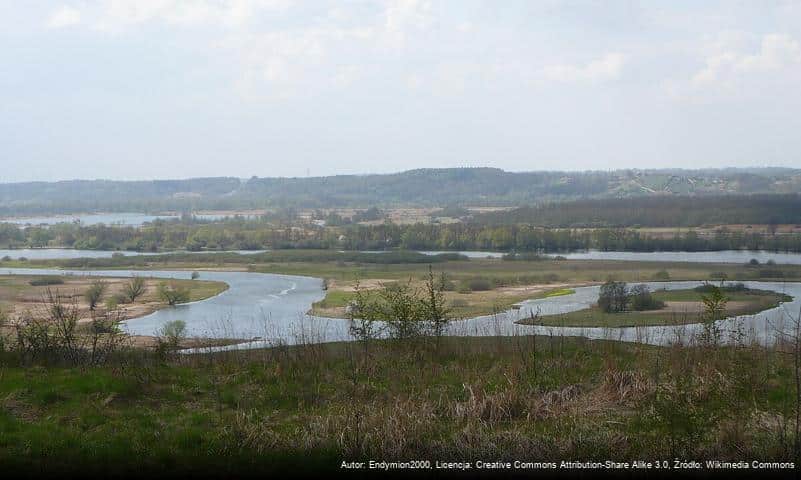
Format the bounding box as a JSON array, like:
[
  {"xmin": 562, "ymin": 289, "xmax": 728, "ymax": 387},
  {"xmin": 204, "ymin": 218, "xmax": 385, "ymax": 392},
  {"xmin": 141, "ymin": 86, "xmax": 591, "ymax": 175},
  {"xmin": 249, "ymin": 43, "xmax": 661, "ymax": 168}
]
[{"xmin": 2, "ymin": 1, "xmax": 801, "ymax": 182}]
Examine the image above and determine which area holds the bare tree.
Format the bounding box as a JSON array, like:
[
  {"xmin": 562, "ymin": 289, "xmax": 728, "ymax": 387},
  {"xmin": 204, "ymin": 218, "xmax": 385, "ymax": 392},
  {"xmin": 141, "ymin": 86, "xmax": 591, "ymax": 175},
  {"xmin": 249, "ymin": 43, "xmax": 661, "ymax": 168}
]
[
  {"xmin": 84, "ymin": 279, "xmax": 107, "ymax": 311},
  {"xmin": 123, "ymin": 276, "xmax": 147, "ymax": 303}
]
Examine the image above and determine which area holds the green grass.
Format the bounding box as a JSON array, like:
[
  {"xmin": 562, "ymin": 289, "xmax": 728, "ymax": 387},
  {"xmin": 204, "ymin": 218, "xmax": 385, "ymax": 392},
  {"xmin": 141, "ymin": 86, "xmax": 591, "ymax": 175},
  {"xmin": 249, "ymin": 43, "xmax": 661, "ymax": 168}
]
[
  {"xmin": 523, "ymin": 288, "xmax": 792, "ymax": 328},
  {"xmin": 312, "ymin": 289, "xmax": 356, "ymax": 309},
  {"xmin": 312, "ymin": 286, "xmax": 579, "ymax": 319},
  {"xmin": 543, "ymin": 288, "xmax": 575, "ymax": 298},
  {"xmin": 0, "ymin": 335, "xmax": 797, "ymax": 474},
  {"xmin": 175, "ymin": 278, "xmax": 228, "ymax": 302}
]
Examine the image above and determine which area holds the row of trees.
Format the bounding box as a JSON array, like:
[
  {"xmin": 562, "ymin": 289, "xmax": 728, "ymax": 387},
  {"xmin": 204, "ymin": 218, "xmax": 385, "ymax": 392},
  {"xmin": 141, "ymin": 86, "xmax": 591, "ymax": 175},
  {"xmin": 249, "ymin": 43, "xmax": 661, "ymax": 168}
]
[{"xmin": 5, "ymin": 219, "xmax": 801, "ymax": 254}]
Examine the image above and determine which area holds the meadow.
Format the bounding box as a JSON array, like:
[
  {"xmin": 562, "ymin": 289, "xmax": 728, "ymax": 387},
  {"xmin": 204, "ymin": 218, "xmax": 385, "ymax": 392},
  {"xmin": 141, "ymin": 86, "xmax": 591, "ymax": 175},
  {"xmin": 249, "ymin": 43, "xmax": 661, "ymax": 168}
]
[{"xmin": 2, "ymin": 333, "xmax": 800, "ymax": 475}]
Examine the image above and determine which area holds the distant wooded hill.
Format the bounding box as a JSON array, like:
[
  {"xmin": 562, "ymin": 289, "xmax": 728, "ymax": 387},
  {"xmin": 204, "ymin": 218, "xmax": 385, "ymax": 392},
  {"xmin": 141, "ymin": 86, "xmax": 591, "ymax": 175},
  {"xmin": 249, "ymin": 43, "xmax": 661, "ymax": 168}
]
[{"xmin": 2, "ymin": 167, "xmax": 801, "ymax": 215}]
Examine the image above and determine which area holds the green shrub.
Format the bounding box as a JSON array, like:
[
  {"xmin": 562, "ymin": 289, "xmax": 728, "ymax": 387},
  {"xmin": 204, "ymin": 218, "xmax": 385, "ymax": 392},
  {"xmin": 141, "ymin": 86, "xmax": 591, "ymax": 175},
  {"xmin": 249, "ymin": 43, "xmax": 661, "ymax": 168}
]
[
  {"xmin": 157, "ymin": 320, "xmax": 187, "ymax": 350},
  {"xmin": 629, "ymin": 284, "xmax": 665, "ymax": 311},
  {"xmin": 466, "ymin": 278, "xmax": 492, "ymax": 291},
  {"xmin": 28, "ymin": 277, "xmax": 65, "ymax": 287},
  {"xmin": 652, "ymin": 270, "xmax": 670, "ymax": 281},
  {"xmin": 695, "ymin": 282, "xmax": 748, "ymax": 293},
  {"xmin": 758, "ymin": 269, "xmax": 784, "ymax": 278},
  {"xmin": 158, "ymin": 282, "xmax": 191, "ymax": 305},
  {"xmin": 84, "ymin": 280, "xmax": 107, "ymax": 311}
]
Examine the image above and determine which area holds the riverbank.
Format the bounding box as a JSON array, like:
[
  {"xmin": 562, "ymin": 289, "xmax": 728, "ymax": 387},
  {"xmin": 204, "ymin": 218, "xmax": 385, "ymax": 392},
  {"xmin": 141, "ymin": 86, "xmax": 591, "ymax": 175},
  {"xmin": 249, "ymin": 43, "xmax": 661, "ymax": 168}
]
[{"xmin": 0, "ymin": 274, "xmax": 229, "ymax": 348}]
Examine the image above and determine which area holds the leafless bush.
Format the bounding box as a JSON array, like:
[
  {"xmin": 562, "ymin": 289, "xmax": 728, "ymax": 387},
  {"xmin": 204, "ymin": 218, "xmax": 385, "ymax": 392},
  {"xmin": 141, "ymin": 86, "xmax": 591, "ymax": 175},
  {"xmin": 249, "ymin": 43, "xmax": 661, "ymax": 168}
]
[
  {"xmin": 11, "ymin": 288, "xmax": 128, "ymax": 366},
  {"xmin": 123, "ymin": 276, "xmax": 147, "ymax": 303}
]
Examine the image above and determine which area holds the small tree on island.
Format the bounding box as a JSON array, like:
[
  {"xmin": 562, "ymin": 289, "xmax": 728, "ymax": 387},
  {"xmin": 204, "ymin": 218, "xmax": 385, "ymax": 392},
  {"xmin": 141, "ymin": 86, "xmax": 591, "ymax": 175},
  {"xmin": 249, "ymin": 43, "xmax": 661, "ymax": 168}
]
[
  {"xmin": 598, "ymin": 280, "xmax": 628, "ymax": 313},
  {"xmin": 157, "ymin": 282, "xmax": 191, "ymax": 306},
  {"xmin": 123, "ymin": 276, "xmax": 147, "ymax": 303}
]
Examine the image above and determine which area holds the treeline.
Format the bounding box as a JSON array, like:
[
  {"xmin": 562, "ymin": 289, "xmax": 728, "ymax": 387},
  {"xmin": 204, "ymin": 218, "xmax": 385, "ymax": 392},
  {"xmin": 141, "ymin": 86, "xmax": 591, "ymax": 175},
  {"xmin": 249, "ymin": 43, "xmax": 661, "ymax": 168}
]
[
  {"xmin": 0, "ymin": 178, "xmax": 242, "ymax": 216},
  {"xmin": 5, "ymin": 220, "xmax": 801, "ymax": 253},
  {"xmin": 31, "ymin": 251, "xmax": 467, "ymax": 269},
  {"xmin": 473, "ymin": 194, "xmax": 801, "ymax": 227},
  {"xmin": 3, "ymin": 168, "xmax": 801, "ymax": 215},
  {"xmin": 337, "ymin": 224, "xmax": 801, "ymax": 252}
]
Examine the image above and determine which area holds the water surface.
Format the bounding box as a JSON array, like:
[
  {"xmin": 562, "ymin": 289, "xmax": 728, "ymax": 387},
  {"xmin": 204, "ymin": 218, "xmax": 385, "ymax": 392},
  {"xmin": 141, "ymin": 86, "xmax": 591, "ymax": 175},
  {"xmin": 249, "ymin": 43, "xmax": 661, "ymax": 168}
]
[
  {"xmin": 0, "ymin": 248, "xmax": 264, "ymax": 260},
  {"xmin": 553, "ymin": 250, "xmax": 801, "ymax": 265},
  {"xmin": 2, "ymin": 212, "xmax": 178, "ymax": 226},
  {"xmin": 2, "ymin": 267, "xmax": 798, "ymax": 351}
]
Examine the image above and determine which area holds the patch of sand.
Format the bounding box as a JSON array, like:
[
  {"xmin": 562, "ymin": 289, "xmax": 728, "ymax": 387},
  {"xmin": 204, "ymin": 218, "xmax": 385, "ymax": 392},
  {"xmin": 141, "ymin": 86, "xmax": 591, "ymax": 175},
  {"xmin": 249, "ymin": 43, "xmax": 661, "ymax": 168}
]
[
  {"xmin": 329, "ymin": 278, "xmax": 393, "ymax": 292},
  {"xmin": 660, "ymin": 300, "xmax": 750, "ymax": 314}
]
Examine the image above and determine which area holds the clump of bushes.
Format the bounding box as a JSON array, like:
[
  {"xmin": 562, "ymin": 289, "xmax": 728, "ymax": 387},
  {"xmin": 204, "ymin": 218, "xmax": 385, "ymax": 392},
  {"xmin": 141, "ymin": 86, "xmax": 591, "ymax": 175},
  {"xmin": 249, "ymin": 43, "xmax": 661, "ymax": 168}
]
[
  {"xmin": 158, "ymin": 282, "xmax": 191, "ymax": 306},
  {"xmin": 694, "ymin": 282, "xmax": 748, "ymax": 293},
  {"xmin": 28, "ymin": 277, "xmax": 64, "ymax": 286},
  {"xmin": 432, "ymin": 253, "xmax": 469, "ymax": 261},
  {"xmin": 758, "ymin": 269, "xmax": 784, "ymax": 278},
  {"xmin": 629, "ymin": 284, "xmax": 665, "ymax": 311},
  {"xmin": 598, "ymin": 280, "xmax": 664, "ymax": 313},
  {"xmin": 466, "ymin": 278, "xmax": 492, "ymax": 291},
  {"xmin": 652, "ymin": 270, "xmax": 670, "ymax": 281},
  {"xmin": 158, "ymin": 319, "xmax": 187, "ymax": 348},
  {"xmin": 598, "ymin": 280, "xmax": 628, "ymax": 313},
  {"xmin": 458, "ymin": 277, "xmax": 494, "ymax": 292}
]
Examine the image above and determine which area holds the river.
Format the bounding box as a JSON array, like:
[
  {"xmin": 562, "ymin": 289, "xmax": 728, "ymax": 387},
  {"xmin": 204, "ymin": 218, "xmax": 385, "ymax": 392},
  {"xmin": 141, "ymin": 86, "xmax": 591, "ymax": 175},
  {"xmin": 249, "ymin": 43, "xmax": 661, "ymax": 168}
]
[
  {"xmin": 377, "ymin": 249, "xmax": 801, "ymax": 264},
  {"xmin": 0, "ymin": 249, "xmax": 265, "ymax": 260},
  {"xmin": 2, "ymin": 261, "xmax": 800, "ymax": 351}
]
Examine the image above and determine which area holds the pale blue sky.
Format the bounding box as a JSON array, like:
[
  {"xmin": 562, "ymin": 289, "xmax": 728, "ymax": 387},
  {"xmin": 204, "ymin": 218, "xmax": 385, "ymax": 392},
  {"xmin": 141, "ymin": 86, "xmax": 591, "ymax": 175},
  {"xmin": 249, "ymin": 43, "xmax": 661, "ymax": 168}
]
[{"xmin": 2, "ymin": 1, "xmax": 801, "ymax": 181}]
